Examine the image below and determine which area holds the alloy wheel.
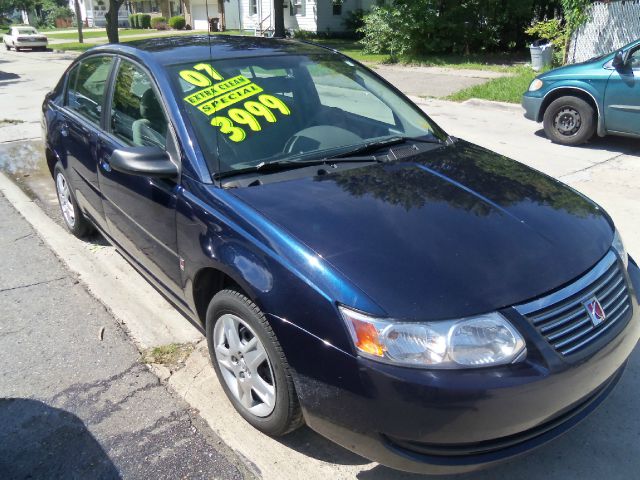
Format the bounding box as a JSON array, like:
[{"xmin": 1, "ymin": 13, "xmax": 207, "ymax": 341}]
[
  {"xmin": 213, "ymin": 313, "xmax": 276, "ymax": 417},
  {"xmin": 55, "ymin": 172, "xmax": 76, "ymax": 227}
]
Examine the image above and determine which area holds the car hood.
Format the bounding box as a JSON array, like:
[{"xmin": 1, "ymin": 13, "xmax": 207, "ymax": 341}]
[
  {"xmin": 230, "ymin": 141, "xmax": 613, "ymax": 320},
  {"xmin": 539, "ymin": 53, "xmax": 613, "ymax": 80}
]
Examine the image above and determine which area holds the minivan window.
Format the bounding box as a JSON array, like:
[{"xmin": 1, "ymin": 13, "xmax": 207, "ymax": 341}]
[
  {"xmin": 66, "ymin": 56, "xmax": 114, "ymax": 126},
  {"xmin": 110, "ymin": 60, "xmax": 168, "ymax": 149}
]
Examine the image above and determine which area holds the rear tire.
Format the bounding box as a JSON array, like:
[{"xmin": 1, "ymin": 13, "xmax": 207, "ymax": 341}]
[
  {"xmin": 53, "ymin": 162, "xmax": 93, "ymax": 238},
  {"xmin": 206, "ymin": 289, "xmax": 303, "ymax": 436},
  {"xmin": 543, "ymin": 96, "xmax": 596, "ymax": 146},
  {"xmin": 4, "ymin": 43, "xmax": 10, "ymax": 51}
]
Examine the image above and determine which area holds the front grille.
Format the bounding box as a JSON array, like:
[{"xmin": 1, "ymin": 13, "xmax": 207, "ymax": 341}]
[{"xmin": 516, "ymin": 251, "xmax": 632, "ymax": 357}]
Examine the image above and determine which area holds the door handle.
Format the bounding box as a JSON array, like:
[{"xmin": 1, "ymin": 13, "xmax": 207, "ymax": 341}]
[{"xmin": 60, "ymin": 122, "xmax": 69, "ymax": 137}]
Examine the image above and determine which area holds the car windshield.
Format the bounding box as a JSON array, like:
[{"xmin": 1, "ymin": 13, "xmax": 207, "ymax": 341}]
[
  {"xmin": 170, "ymin": 54, "xmax": 445, "ymax": 177},
  {"xmin": 18, "ymin": 28, "xmax": 37, "ymax": 34}
]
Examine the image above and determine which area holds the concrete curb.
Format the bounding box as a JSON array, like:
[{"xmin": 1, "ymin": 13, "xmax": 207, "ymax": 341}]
[
  {"xmin": 461, "ymin": 98, "xmax": 523, "ymax": 111},
  {"xmin": 408, "ymin": 94, "xmax": 522, "ymax": 112},
  {"xmin": 0, "ymin": 172, "xmax": 201, "ymax": 349}
]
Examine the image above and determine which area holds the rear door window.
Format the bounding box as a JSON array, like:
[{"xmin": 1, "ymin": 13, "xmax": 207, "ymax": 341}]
[
  {"xmin": 66, "ymin": 56, "xmax": 114, "ymax": 126},
  {"xmin": 110, "ymin": 60, "xmax": 168, "ymax": 149}
]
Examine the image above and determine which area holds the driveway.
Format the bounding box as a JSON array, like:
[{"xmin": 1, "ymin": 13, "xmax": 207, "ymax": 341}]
[{"xmin": 1, "ymin": 48, "xmax": 640, "ymax": 480}]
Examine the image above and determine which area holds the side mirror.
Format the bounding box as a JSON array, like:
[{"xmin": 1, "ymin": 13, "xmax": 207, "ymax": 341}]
[
  {"xmin": 612, "ymin": 50, "xmax": 626, "ymax": 69},
  {"xmin": 109, "ymin": 147, "xmax": 178, "ymax": 178}
]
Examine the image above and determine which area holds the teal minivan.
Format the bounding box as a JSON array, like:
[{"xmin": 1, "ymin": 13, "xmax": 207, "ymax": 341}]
[{"xmin": 522, "ymin": 39, "xmax": 640, "ymax": 145}]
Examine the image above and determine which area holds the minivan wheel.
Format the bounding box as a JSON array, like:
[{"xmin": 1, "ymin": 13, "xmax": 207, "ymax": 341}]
[
  {"xmin": 206, "ymin": 289, "xmax": 303, "ymax": 436},
  {"xmin": 543, "ymin": 96, "xmax": 596, "ymax": 146},
  {"xmin": 53, "ymin": 162, "xmax": 93, "ymax": 238}
]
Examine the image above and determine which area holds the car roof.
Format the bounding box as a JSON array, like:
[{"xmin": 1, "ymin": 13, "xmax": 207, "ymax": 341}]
[{"xmin": 89, "ymin": 34, "xmax": 338, "ymax": 67}]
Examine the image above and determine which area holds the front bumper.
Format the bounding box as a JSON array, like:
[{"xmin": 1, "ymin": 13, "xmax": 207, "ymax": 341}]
[
  {"xmin": 522, "ymin": 94, "xmax": 544, "ymax": 122},
  {"xmin": 284, "ymin": 259, "xmax": 640, "ymax": 474}
]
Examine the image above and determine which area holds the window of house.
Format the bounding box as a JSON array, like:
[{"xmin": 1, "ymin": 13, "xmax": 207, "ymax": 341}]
[
  {"xmin": 110, "ymin": 60, "xmax": 168, "ymax": 149},
  {"xmin": 66, "ymin": 56, "xmax": 114, "ymax": 126},
  {"xmin": 332, "ymin": 1, "xmax": 342, "ymax": 15},
  {"xmin": 290, "ymin": 0, "xmax": 305, "ymax": 16},
  {"xmin": 249, "ymin": 0, "xmax": 257, "ymax": 15}
]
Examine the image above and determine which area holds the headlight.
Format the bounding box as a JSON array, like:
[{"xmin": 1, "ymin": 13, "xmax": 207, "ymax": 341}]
[
  {"xmin": 339, "ymin": 307, "xmax": 526, "ymax": 369},
  {"xmin": 528, "ymin": 79, "xmax": 544, "ymax": 91},
  {"xmin": 612, "ymin": 229, "xmax": 628, "ymax": 269}
]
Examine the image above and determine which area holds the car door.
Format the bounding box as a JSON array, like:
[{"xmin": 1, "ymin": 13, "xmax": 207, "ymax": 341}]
[
  {"xmin": 604, "ymin": 46, "xmax": 640, "ymax": 135},
  {"xmin": 60, "ymin": 55, "xmax": 115, "ymax": 224},
  {"xmin": 97, "ymin": 57, "xmax": 182, "ymax": 295}
]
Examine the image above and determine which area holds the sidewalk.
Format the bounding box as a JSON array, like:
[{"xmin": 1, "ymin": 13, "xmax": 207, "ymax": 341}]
[{"xmin": 0, "ymin": 193, "xmax": 250, "ymax": 479}]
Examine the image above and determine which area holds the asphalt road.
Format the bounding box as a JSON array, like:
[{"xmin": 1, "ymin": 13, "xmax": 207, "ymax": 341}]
[
  {"xmin": 2, "ymin": 47, "xmax": 640, "ymax": 480},
  {"xmin": 0, "ymin": 193, "xmax": 250, "ymax": 479}
]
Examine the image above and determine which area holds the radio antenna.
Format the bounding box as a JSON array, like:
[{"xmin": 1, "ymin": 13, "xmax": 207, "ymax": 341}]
[{"xmin": 204, "ymin": 0, "xmax": 223, "ymax": 185}]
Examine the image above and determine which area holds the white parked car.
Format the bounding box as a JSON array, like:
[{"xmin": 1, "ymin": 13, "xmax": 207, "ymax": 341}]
[{"xmin": 3, "ymin": 26, "xmax": 48, "ymax": 51}]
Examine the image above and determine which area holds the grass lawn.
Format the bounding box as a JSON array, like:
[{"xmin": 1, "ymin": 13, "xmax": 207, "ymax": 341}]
[
  {"xmin": 446, "ymin": 66, "xmax": 540, "ymax": 104},
  {"xmin": 51, "ymin": 29, "xmax": 245, "ymax": 50},
  {"xmin": 47, "ymin": 28, "xmax": 149, "ymax": 39},
  {"xmin": 308, "ymin": 38, "xmax": 527, "ymax": 72}
]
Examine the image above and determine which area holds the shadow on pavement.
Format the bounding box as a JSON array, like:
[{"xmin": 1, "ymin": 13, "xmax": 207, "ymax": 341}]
[
  {"xmin": 0, "ymin": 398, "xmax": 121, "ymax": 479},
  {"xmin": 534, "ymin": 128, "xmax": 640, "ymax": 154},
  {"xmin": 0, "ymin": 72, "xmax": 19, "ymax": 81},
  {"xmin": 275, "ymin": 425, "xmax": 369, "ymax": 466}
]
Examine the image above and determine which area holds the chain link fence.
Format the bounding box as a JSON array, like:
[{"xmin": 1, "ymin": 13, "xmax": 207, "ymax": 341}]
[{"xmin": 568, "ymin": 0, "xmax": 640, "ymax": 63}]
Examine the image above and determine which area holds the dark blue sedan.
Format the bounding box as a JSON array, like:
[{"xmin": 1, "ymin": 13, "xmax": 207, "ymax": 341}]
[{"xmin": 42, "ymin": 35, "xmax": 640, "ymax": 474}]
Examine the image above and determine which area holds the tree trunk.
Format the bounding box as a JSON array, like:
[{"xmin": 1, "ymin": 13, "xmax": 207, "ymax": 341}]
[
  {"xmin": 182, "ymin": 0, "xmax": 191, "ymax": 27},
  {"xmin": 273, "ymin": 0, "xmax": 284, "ymax": 37},
  {"xmin": 217, "ymin": 0, "xmax": 225, "ymax": 31},
  {"xmin": 73, "ymin": 0, "xmax": 83, "ymax": 43},
  {"xmin": 105, "ymin": 1, "xmax": 123, "ymax": 43},
  {"xmin": 160, "ymin": 0, "xmax": 170, "ymax": 19}
]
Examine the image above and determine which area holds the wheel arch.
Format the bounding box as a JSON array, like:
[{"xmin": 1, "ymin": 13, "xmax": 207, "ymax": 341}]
[
  {"xmin": 45, "ymin": 146, "xmax": 61, "ymax": 177},
  {"xmin": 539, "ymin": 87, "xmax": 605, "ymax": 136},
  {"xmin": 191, "ymin": 266, "xmax": 255, "ymax": 327}
]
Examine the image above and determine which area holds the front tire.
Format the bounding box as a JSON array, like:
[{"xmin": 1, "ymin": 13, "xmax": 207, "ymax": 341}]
[
  {"xmin": 206, "ymin": 289, "xmax": 303, "ymax": 436},
  {"xmin": 53, "ymin": 162, "xmax": 93, "ymax": 238},
  {"xmin": 543, "ymin": 96, "xmax": 596, "ymax": 146},
  {"xmin": 4, "ymin": 43, "xmax": 10, "ymax": 51}
]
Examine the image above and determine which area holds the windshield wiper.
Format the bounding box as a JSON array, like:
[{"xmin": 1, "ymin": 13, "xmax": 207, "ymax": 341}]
[
  {"xmin": 327, "ymin": 135, "xmax": 443, "ymax": 159},
  {"xmin": 215, "ymin": 156, "xmax": 381, "ymax": 180}
]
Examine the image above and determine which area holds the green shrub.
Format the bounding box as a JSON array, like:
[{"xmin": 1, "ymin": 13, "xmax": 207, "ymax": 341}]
[
  {"xmin": 140, "ymin": 14, "xmax": 151, "ymax": 29},
  {"xmin": 360, "ymin": 0, "xmax": 534, "ymax": 56},
  {"xmin": 359, "ymin": 6, "xmax": 410, "ymax": 57},
  {"xmin": 151, "ymin": 16, "xmax": 167, "ymax": 29},
  {"xmin": 135, "ymin": 13, "xmax": 144, "ymax": 28},
  {"xmin": 168, "ymin": 15, "xmax": 186, "ymax": 30},
  {"xmin": 128, "ymin": 14, "xmax": 135, "ymax": 28},
  {"xmin": 292, "ymin": 29, "xmax": 318, "ymax": 40}
]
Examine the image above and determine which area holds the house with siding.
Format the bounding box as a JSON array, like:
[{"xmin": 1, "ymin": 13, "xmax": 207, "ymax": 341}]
[{"xmin": 186, "ymin": 0, "xmax": 379, "ymax": 34}]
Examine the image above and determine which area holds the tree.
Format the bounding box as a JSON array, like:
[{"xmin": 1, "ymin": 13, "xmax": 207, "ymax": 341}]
[
  {"xmin": 560, "ymin": 0, "xmax": 591, "ymax": 62},
  {"xmin": 273, "ymin": 0, "xmax": 284, "ymax": 37},
  {"xmin": 105, "ymin": 0, "xmax": 124, "ymax": 43},
  {"xmin": 159, "ymin": 0, "xmax": 169, "ymax": 19},
  {"xmin": 217, "ymin": 0, "xmax": 225, "ymax": 30},
  {"xmin": 73, "ymin": 0, "xmax": 83, "ymax": 43}
]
